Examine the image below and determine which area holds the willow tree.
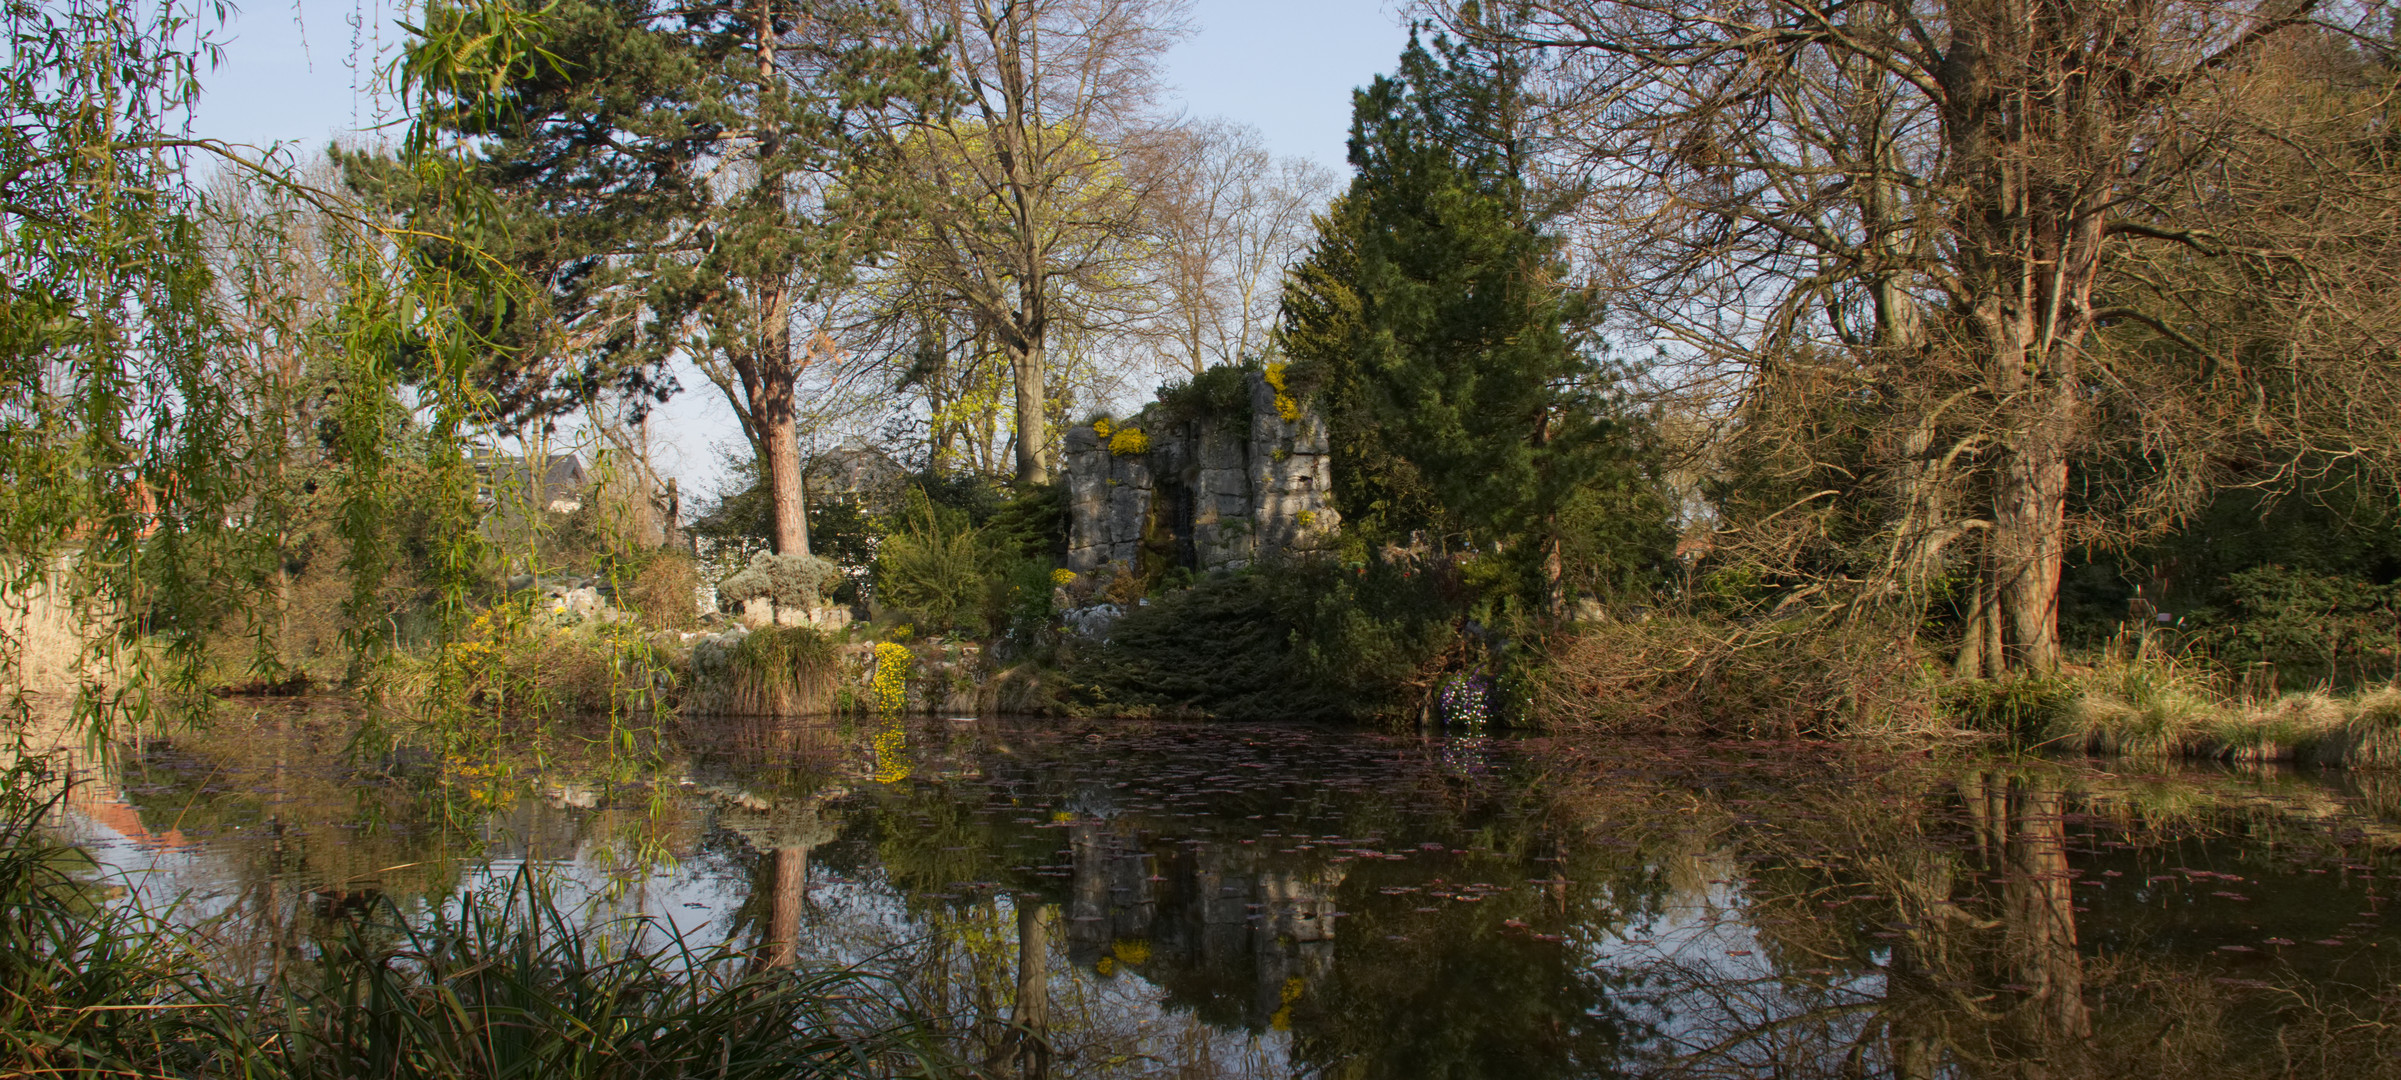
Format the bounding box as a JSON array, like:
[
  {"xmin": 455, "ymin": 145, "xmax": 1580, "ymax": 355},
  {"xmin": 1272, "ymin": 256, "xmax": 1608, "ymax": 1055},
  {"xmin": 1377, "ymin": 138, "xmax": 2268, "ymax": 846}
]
[
  {"xmin": 0, "ymin": 0, "xmax": 322, "ymax": 724},
  {"xmin": 1449, "ymin": 0, "xmax": 2401, "ymax": 673},
  {"xmin": 0, "ymin": 0, "xmax": 548, "ymax": 729}
]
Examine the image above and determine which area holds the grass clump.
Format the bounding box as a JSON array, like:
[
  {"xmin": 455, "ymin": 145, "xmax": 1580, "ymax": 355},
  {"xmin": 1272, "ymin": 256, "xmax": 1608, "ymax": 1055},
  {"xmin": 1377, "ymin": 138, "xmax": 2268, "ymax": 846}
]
[
  {"xmin": 705, "ymin": 625, "xmax": 840, "ymax": 717},
  {"xmin": 0, "ymin": 758, "xmax": 945, "ymax": 1079},
  {"xmin": 2028, "ymin": 663, "xmax": 2401, "ymax": 767},
  {"xmin": 1939, "ymin": 677, "xmax": 2079, "ymax": 745},
  {"xmin": 2051, "ymin": 662, "xmax": 2225, "ymax": 759}
]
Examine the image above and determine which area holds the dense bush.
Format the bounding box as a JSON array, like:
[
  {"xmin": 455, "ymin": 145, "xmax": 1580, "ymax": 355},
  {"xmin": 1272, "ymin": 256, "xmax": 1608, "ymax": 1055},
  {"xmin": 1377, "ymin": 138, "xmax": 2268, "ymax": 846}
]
[
  {"xmin": 1529, "ymin": 614, "xmax": 1933, "ymax": 738},
  {"xmin": 718, "ymin": 552, "xmax": 842, "ymax": 614},
  {"xmin": 873, "ymin": 489, "xmax": 1006, "ymax": 636},
  {"xmin": 871, "ymin": 482, "xmax": 1063, "ymax": 643},
  {"xmin": 2193, "ymin": 566, "xmax": 2399, "ymax": 689},
  {"xmin": 1070, "ymin": 557, "xmax": 1464, "ymax": 725}
]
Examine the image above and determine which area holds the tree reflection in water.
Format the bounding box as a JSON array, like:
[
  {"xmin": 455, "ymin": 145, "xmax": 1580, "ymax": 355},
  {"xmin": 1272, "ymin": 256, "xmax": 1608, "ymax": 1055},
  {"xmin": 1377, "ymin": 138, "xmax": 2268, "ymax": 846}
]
[{"xmin": 63, "ymin": 711, "xmax": 2401, "ymax": 1078}]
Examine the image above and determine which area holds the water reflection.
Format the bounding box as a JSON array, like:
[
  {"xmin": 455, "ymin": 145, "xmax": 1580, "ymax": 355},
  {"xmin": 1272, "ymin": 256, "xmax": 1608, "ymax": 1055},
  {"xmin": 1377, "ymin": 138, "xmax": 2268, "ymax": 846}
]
[{"xmin": 47, "ymin": 711, "xmax": 2401, "ymax": 1078}]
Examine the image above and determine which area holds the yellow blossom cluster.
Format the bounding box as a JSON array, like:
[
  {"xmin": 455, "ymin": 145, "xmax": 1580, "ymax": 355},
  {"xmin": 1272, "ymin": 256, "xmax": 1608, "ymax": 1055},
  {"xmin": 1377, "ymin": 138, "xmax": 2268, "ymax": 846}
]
[
  {"xmin": 1270, "ymin": 974, "xmax": 1306, "ymax": 1031},
  {"xmin": 1263, "ymin": 363, "xmax": 1301, "ymax": 422},
  {"xmin": 870, "ymin": 641, "xmax": 913, "ymax": 715},
  {"xmin": 1091, "ymin": 417, "xmax": 1114, "ymax": 438},
  {"xmin": 1050, "ymin": 568, "xmax": 1078, "ymax": 588},
  {"xmin": 1107, "ymin": 424, "xmax": 1149, "ymax": 456},
  {"xmin": 871, "ymin": 720, "xmax": 911, "ymax": 784},
  {"xmin": 446, "ymin": 612, "xmax": 505, "ymax": 673}
]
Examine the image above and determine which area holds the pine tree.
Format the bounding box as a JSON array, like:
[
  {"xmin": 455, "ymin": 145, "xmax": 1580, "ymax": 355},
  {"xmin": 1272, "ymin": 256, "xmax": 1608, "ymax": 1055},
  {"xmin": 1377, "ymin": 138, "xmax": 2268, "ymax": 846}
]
[
  {"xmin": 363, "ymin": 0, "xmax": 943, "ymax": 557},
  {"xmin": 1281, "ymin": 32, "xmax": 1666, "ymax": 612}
]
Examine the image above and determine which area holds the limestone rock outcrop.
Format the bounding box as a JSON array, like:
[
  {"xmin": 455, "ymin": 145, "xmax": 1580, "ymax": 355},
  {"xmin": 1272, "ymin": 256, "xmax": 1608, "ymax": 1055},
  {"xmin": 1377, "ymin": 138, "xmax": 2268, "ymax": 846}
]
[{"xmin": 1063, "ymin": 369, "xmax": 1340, "ymax": 576}]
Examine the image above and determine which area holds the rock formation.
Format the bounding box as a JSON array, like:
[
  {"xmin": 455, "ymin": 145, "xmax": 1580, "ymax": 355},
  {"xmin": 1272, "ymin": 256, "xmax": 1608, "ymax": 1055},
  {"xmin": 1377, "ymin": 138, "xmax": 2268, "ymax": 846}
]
[{"xmin": 1062, "ymin": 369, "xmax": 1341, "ymax": 577}]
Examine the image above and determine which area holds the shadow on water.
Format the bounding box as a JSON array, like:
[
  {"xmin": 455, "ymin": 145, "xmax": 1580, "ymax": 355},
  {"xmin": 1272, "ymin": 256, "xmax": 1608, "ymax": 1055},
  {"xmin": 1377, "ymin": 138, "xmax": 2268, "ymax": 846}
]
[{"xmin": 49, "ymin": 706, "xmax": 2401, "ymax": 1078}]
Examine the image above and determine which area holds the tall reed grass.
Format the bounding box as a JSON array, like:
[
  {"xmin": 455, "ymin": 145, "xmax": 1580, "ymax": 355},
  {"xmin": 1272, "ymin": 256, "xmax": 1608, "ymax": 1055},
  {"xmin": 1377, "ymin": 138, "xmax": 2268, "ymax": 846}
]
[
  {"xmin": 1948, "ymin": 661, "xmax": 2401, "ymax": 767},
  {"xmin": 0, "ymin": 756, "xmax": 948, "ymax": 1079},
  {"xmin": 703, "ymin": 626, "xmax": 842, "ymax": 717}
]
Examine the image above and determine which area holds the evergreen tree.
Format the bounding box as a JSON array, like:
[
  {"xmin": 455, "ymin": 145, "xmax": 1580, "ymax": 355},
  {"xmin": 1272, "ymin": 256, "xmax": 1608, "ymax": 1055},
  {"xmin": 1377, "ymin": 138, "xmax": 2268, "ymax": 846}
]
[
  {"xmin": 1281, "ymin": 32, "xmax": 1667, "ymax": 611},
  {"xmin": 359, "ymin": 0, "xmax": 944, "ymax": 557}
]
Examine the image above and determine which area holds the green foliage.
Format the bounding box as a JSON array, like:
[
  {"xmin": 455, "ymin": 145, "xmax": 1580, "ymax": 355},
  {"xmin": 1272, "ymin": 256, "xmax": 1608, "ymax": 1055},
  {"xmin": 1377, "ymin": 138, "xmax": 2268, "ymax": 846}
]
[
  {"xmin": 2202, "ymin": 566, "xmax": 2399, "ymax": 685},
  {"xmin": 1278, "ymin": 31, "xmax": 1669, "ymax": 608},
  {"xmin": 873, "ymin": 490, "xmax": 1005, "ymax": 637},
  {"xmin": 982, "ymin": 483, "xmax": 1068, "ymax": 565},
  {"xmin": 1151, "ymin": 362, "xmax": 1256, "ymax": 427},
  {"xmin": 719, "ymin": 552, "xmax": 842, "ymax": 613},
  {"xmin": 2057, "ymin": 475, "xmax": 2401, "ymax": 689},
  {"xmin": 1072, "ymin": 559, "xmax": 1462, "ymax": 725},
  {"xmin": 1940, "ymin": 678, "xmax": 2080, "ymax": 745}
]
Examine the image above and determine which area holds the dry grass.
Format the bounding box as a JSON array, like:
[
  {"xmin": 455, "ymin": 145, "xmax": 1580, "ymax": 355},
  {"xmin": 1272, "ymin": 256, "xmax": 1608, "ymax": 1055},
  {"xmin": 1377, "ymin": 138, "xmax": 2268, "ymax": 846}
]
[
  {"xmin": 2038, "ymin": 662, "xmax": 2401, "ymax": 767},
  {"xmin": 686, "ymin": 626, "xmax": 842, "ymax": 717},
  {"xmin": 1531, "ymin": 614, "xmax": 1936, "ymax": 738},
  {"xmin": 626, "ymin": 553, "xmax": 699, "ymax": 631}
]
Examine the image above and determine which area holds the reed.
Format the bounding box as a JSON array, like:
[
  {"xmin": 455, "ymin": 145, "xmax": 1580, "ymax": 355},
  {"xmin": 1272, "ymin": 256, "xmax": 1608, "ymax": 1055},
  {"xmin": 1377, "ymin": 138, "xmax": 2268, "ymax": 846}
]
[
  {"xmin": 0, "ymin": 757, "xmax": 947, "ymax": 1079},
  {"xmin": 717, "ymin": 626, "xmax": 842, "ymax": 717}
]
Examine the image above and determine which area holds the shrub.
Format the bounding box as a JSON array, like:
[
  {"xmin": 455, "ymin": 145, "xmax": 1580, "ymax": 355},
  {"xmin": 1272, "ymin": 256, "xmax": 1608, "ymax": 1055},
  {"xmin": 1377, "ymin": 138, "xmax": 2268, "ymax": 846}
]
[
  {"xmin": 1070, "ymin": 557, "xmax": 1460, "ymax": 724},
  {"xmin": 626, "ymin": 552, "xmax": 698, "ymax": 630},
  {"xmin": 873, "ymin": 491, "xmax": 998, "ymax": 636},
  {"xmin": 1529, "ymin": 614, "xmax": 1933, "ymax": 738},
  {"xmin": 718, "ymin": 552, "xmax": 841, "ymax": 616},
  {"xmin": 2193, "ymin": 565, "xmax": 2400, "ymax": 690}
]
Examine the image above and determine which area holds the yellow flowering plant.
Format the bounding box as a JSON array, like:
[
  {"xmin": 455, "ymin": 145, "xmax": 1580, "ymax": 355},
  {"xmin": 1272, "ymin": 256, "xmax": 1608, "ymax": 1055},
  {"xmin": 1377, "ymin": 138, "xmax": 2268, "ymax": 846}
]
[
  {"xmin": 870, "ymin": 641, "xmax": 913, "ymax": 714},
  {"xmin": 1107, "ymin": 424, "xmax": 1150, "ymax": 455},
  {"xmin": 1263, "ymin": 363, "xmax": 1302, "ymax": 422}
]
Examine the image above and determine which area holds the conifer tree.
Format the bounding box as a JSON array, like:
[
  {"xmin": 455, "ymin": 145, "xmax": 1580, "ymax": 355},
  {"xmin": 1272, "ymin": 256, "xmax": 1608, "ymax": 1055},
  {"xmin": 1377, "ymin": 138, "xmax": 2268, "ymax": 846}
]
[
  {"xmin": 1281, "ymin": 32, "xmax": 1665, "ymax": 612},
  {"xmin": 364, "ymin": 0, "xmax": 942, "ymax": 557}
]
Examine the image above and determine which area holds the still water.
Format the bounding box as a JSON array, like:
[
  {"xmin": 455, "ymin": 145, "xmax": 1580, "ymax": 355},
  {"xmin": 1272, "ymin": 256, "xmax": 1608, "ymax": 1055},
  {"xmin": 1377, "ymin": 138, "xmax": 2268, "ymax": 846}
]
[{"xmin": 55, "ymin": 708, "xmax": 2401, "ymax": 1078}]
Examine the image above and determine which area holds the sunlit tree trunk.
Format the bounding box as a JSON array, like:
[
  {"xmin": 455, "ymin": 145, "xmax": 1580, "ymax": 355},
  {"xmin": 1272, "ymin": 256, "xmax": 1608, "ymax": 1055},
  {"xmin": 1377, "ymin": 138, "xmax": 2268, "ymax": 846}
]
[{"xmin": 766, "ymin": 843, "xmax": 808, "ymax": 968}]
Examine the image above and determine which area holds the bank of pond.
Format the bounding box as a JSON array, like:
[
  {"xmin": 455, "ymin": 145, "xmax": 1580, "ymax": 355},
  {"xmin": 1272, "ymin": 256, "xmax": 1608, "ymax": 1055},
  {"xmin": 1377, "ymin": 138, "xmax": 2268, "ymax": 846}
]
[{"xmin": 15, "ymin": 707, "xmax": 2401, "ymax": 1077}]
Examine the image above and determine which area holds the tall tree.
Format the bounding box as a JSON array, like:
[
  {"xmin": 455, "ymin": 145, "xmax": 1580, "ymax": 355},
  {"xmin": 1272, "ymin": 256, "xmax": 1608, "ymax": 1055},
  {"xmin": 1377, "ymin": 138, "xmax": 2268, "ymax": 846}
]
[
  {"xmin": 1453, "ymin": 0, "xmax": 2401, "ymax": 672},
  {"xmin": 866, "ymin": 0, "xmax": 1190, "ymax": 485},
  {"xmin": 377, "ymin": 0, "xmax": 942, "ymax": 558},
  {"xmin": 1282, "ymin": 32, "xmax": 1661, "ymax": 612}
]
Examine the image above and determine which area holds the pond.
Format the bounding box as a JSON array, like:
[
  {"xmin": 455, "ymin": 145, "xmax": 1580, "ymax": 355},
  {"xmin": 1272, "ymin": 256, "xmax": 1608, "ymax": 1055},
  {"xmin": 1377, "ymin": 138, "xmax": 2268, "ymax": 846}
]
[{"xmin": 54, "ymin": 708, "xmax": 2401, "ymax": 1078}]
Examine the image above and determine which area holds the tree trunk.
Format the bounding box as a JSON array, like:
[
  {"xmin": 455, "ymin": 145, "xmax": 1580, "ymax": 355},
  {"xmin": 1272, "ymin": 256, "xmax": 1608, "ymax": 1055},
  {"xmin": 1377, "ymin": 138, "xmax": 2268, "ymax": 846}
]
[
  {"xmin": 998, "ymin": 898, "xmax": 1051, "ymax": 1079},
  {"xmin": 762, "ymin": 406, "xmax": 812, "ymax": 558},
  {"xmin": 737, "ymin": 316, "xmax": 811, "ymax": 558},
  {"xmin": 1006, "ymin": 335, "xmax": 1047, "ymax": 486},
  {"xmin": 1992, "ymin": 418, "xmax": 2070, "ymax": 674},
  {"xmin": 767, "ymin": 844, "xmax": 807, "ymax": 968},
  {"xmin": 2002, "ymin": 782, "xmax": 2089, "ymax": 1039}
]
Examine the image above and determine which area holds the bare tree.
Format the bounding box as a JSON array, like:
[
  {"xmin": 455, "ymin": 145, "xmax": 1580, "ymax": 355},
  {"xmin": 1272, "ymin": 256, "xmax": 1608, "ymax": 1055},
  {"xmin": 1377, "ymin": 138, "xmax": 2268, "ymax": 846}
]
[
  {"xmin": 1441, "ymin": 0, "xmax": 2401, "ymax": 674},
  {"xmin": 866, "ymin": 0, "xmax": 1192, "ymax": 485},
  {"xmin": 1145, "ymin": 121, "xmax": 1337, "ymax": 376}
]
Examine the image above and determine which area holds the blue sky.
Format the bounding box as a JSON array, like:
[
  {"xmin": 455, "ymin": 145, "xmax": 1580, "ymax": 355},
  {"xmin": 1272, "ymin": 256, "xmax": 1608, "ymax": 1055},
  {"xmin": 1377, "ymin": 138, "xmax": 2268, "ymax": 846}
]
[
  {"xmin": 187, "ymin": 0, "xmax": 1413, "ymax": 494},
  {"xmin": 190, "ymin": 0, "xmax": 1412, "ymax": 171}
]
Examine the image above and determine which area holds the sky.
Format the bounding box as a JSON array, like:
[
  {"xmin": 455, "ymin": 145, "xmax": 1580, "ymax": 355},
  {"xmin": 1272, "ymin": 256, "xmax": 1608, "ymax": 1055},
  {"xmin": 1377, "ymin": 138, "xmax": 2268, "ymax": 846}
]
[{"xmin": 186, "ymin": 0, "xmax": 1414, "ymax": 495}]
